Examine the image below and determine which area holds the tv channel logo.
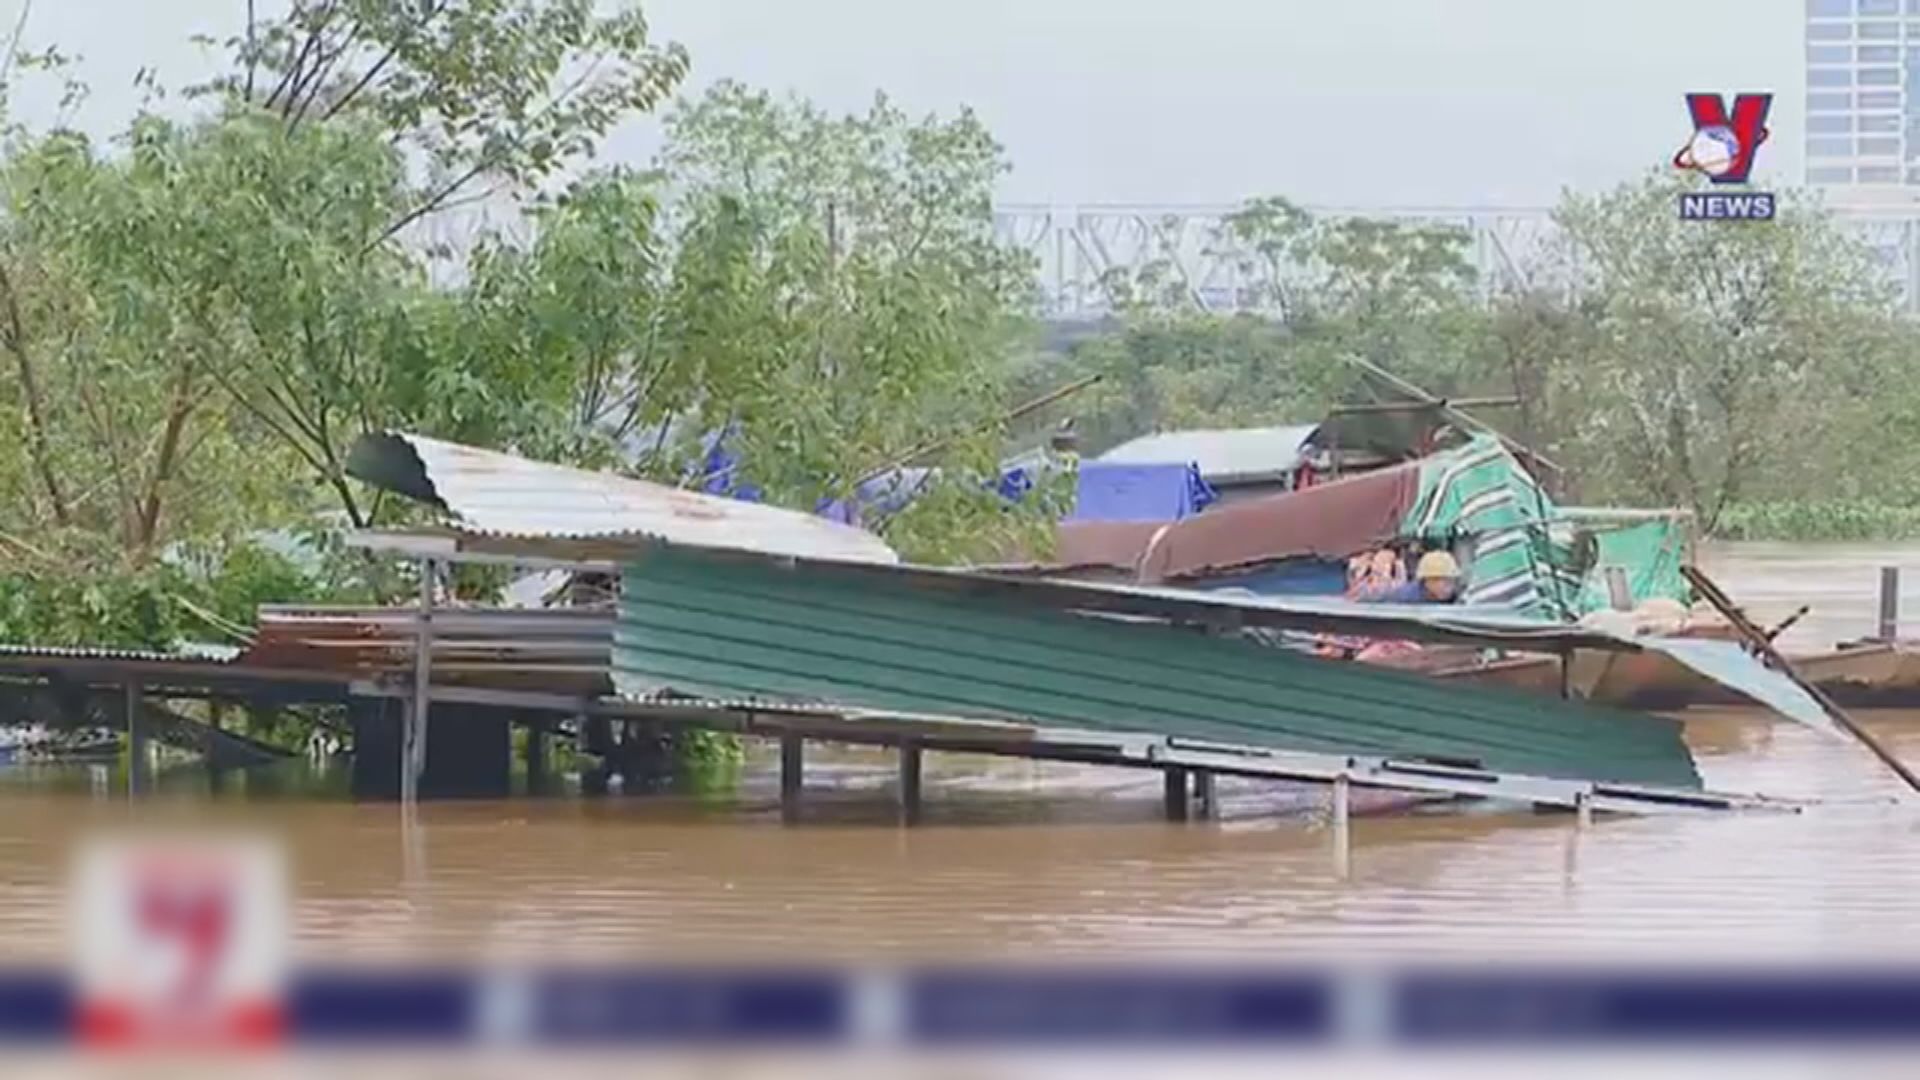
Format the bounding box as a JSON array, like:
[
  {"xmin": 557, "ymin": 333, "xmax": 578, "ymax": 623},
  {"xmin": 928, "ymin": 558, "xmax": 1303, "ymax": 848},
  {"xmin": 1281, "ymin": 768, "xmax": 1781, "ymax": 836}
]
[
  {"xmin": 1674, "ymin": 92, "xmax": 1774, "ymax": 222},
  {"xmin": 70, "ymin": 832, "xmax": 289, "ymax": 1048}
]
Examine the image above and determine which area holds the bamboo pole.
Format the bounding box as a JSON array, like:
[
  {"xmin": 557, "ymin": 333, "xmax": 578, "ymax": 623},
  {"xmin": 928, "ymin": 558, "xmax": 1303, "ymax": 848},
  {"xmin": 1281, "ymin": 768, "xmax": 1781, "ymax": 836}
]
[
  {"xmin": 1342, "ymin": 355, "xmax": 1562, "ymax": 476},
  {"xmin": 851, "ymin": 372, "xmax": 1104, "ymax": 488},
  {"xmin": 1326, "ymin": 396, "xmax": 1521, "ymax": 415},
  {"xmin": 1682, "ymin": 565, "xmax": 1920, "ymax": 796}
]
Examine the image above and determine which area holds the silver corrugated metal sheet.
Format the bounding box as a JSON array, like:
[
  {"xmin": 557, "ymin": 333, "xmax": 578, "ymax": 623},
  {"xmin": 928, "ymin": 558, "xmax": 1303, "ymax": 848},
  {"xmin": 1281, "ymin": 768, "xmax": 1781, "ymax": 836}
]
[
  {"xmin": 346, "ymin": 432, "xmax": 899, "ymax": 565},
  {"xmin": 1097, "ymin": 425, "xmax": 1321, "ymax": 484},
  {"xmin": 0, "ymin": 642, "xmax": 230, "ymax": 664}
]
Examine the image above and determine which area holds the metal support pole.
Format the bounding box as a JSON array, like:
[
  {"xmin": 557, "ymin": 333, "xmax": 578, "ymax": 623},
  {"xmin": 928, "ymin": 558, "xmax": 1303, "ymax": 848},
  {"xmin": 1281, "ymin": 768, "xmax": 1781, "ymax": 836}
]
[
  {"xmin": 405, "ymin": 557, "xmax": 435, "ymax": 805},
  {"xmin": 1880, "ymin": 566, "xmax": 1901, "ymax": 641},
  {"xmin": 1604, "ymin": 567, "xmax": 1633, "ymax": 612},
  {"xmin": 780, "ymin": 733, "xmax": 804, "ymax": 825},
  {"xmin": 897, "ymin": 740, "xmax": 923, "ymax": 826},
  {"xmin": 1330, "ymin": 775, "xmax": 1352, "ymax": 880},
  {"xmin": 125, "ymin": 681, "xmax": 146, "ymax": 797},
  {"xmin": 1193, "ymin": 770, "xmax": 1217, "ymax": 821},
  {"xmin": 1162, "ymin": 767, "xmax": 1189, "ymax": 822}
]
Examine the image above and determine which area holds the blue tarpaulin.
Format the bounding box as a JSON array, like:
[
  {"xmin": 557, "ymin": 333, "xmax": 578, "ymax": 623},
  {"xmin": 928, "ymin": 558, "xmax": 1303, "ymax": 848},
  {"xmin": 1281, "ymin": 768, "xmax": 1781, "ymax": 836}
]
[
  {"xmin": 1067, "ymin": 462, "xmax": 1216, "ymax": 523},
  {"xmin": 689, "ymin": 426, "xmax": 1062, "ymax": 528}
]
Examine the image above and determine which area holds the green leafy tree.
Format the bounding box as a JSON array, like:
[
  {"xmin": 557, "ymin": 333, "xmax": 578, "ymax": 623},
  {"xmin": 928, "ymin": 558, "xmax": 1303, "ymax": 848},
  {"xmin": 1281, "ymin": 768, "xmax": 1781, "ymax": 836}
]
[
  {"xmin": 446, "ymin": 82, "xmax": 1053, "ymax": 561},
  {"xmin": 187, "ymin": 0, "xmax": 690, "ymax": 526},
  {"xmin": 203, "ymin": 0, "xmax": 688, "ymax": 240},
  {"xmin": 1053, "ymin": 199, "xmax": 1487, "ymax": 452},
  {"xmin": 1537, "ymin": 170, "xmax": 1905, "ymax": 526}
]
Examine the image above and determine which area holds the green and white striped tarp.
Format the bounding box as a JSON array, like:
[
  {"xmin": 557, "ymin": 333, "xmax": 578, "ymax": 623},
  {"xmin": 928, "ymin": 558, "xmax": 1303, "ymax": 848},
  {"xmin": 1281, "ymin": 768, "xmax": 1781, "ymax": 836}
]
[{"xmin": 1397, "ymin": 432, "xmax": 1589, "ymax": 618}]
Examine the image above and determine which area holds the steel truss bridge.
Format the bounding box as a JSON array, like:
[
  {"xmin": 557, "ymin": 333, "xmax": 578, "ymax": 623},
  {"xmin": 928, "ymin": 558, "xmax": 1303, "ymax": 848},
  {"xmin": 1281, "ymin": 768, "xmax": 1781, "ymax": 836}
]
[{"xmin": 995, "ymin": 203, "xmax": 1920, "ymax": 317}]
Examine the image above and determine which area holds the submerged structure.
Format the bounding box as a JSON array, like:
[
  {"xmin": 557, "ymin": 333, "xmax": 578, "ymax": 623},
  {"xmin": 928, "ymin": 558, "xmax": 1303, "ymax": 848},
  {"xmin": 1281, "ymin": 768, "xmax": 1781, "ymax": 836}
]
[
  {"xmin": 328, "ymin": 432, "xmax": 1823, "ymax": 816},
  {"xmin": 1054, "ymin": 432, "xmax": 1693, "ymax": 622},
  {"xmin": 0, "ymin": 432, "xmax": 1845, "ymax": 819}
]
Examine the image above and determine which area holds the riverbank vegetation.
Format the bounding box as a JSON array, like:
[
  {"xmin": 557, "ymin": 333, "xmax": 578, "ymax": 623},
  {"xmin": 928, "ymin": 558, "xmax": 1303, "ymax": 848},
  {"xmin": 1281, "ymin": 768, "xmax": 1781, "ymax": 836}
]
[
  {"xmin": 1045, "ymin": 176, "xmax": 1920, "ymax": 541},
  {"xmin": 0, "ymin": 0, "xmax": 1044, "ymax": 649},
  {"xmin": 3, "ymin": 0, "xmax": 1919, "ymax": 662}
]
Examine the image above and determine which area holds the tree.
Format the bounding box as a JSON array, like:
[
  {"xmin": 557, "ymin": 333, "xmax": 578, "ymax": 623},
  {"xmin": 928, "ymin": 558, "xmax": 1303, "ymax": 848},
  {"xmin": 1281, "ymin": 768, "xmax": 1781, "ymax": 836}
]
[
  {"xmin": 204, "ymin": 0, "xmax": 688, "ymax": 241},
  {"xmin": 1542, "ymin": 170, "xmax": 1905, "ymax": 526},
  {"xmin": 0, "ymin": 120, "xmax": 322, "ymax": 569},
  {"xmin": 186, "ymin": 0, "xmax": 690, "ymax": 526},
  {"xmin": 638, "ymin": 82, "xmax": 1046, "ymax": 561},
  {"xmin": 1051, "ymin": 199, "xmax": 1488, "ymax": 452}
]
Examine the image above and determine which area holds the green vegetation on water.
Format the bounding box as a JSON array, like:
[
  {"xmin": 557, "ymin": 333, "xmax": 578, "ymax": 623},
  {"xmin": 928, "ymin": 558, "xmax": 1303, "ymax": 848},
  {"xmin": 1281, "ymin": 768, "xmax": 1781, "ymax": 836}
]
[{"xmin": 1713, "ymin": 501, "xmax": 1920, "ymax": 543}]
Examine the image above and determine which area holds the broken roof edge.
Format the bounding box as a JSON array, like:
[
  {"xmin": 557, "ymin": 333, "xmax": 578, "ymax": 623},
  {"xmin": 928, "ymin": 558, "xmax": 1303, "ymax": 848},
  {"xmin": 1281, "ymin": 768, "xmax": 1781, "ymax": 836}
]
[
  {"xmin": 344, "ymin": 431, "xmax": 901, "ymax": 566},
  {"xmin": 340, "ymin": 524, "xmax": 1832, "ymax": 737},
  {"xmin": 344, "ymin": 431, "xmax": 448, "ymax": 511},
  {"xmin": 617, "ymin": 546, "xmax": 1845, "ymax": 737}
]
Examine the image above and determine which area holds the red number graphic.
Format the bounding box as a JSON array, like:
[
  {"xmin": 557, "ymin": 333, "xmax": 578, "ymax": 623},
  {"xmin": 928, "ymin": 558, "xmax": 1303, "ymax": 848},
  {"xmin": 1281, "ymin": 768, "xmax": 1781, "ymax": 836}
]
[{"xmin": 135, "ymin": 862, "xmax": 234, "ymax": 1009}]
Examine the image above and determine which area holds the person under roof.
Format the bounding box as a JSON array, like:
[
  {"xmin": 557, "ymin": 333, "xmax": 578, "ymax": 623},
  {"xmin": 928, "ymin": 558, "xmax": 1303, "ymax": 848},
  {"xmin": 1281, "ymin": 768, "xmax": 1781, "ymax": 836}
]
[{"xmin": 1365, "ymin": 550, "xmax": 1463, "ymax": 605}]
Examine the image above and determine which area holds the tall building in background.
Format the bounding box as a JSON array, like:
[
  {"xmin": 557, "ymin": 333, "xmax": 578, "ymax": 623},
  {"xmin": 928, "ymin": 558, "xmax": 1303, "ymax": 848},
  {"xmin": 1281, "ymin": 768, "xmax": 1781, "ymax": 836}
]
[{"xmin": 1805, "ymin": 0, "xmax": 1920, "ymax": 197}]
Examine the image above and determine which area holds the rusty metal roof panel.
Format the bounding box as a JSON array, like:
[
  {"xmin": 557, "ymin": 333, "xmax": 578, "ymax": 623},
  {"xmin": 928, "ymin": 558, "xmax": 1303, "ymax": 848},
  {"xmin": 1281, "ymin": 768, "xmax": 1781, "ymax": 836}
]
[{"xmin": 345, "ymin": 432, "xmax": 899, "ymax": 565}]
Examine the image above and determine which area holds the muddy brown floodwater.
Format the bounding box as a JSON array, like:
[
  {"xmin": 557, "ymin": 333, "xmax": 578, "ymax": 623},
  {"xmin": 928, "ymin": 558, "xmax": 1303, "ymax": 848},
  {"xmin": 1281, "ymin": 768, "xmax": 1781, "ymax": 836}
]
[{"xmin": 2, "ymin": 542, "xmax": 1920, "ymax": 967}]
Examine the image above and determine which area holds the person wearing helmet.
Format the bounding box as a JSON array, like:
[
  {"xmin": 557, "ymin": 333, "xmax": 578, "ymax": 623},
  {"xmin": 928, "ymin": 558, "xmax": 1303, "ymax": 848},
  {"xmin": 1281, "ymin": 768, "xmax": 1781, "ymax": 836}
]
[{"xmin": 1367, "ymin": 549, "xmax": 1463, "ymax": 605}]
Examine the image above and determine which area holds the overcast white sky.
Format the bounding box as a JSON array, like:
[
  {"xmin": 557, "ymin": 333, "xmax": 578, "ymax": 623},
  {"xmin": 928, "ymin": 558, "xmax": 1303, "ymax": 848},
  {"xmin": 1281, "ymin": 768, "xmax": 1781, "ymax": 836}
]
[{"xmin": 3, "ymin": 0, "xmax": 1801, "ymax": 208}]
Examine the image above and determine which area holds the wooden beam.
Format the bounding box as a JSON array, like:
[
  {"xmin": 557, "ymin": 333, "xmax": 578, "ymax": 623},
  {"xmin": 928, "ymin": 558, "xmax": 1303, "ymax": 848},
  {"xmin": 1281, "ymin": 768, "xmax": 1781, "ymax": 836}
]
[
  {"xmin": 125, "ymin": 680, "xmax": 146, "ymax": 796},
  {"xmin": 898, "ymin": 740, "xmax": 923, "ymax": 826},
  {"xmin": 1683, "ymin": 564, "xmax": 1920, "ymax": 796},
  {"xmin": 780, "ymin": 733, "xmax": 805, "ymax": 825},
  {"xmin": 403, "ymin": 557, "xmax": 434, "ymax": 804},
  {"xmin": 1879, "ymin": 567, "xmax": 1901, "ymax": 641},
  {"xmin": 1192, "ymin": 770, "xmax": 1217, "ymax": 821},
  {"xmin": 1327, "ymin": 396, "xmax": 1520, "ymax": 415},
  {"xmin": 1162, "ymin": 767, "xmax": 1189, "ymax": 822}
]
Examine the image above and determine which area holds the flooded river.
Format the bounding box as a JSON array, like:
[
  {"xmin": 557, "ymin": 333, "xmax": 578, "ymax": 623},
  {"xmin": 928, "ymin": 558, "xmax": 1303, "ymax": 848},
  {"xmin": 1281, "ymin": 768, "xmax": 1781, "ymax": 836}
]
[{"xmin": 1, "ymin": 543, "xmax": 1919, "ymax": 968}]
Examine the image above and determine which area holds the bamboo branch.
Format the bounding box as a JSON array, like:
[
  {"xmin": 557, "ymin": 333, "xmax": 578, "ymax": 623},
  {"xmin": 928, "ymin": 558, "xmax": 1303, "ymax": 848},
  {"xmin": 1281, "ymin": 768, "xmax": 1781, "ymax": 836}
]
[{"xmin": 851, "ymin": 372, "xmax": 1103, "ymax": 488}]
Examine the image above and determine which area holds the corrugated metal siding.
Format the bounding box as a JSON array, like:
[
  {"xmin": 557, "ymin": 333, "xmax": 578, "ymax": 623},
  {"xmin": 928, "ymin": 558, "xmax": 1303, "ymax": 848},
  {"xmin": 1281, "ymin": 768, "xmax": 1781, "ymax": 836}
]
[
  {"xmin": 612, "ymin": 550, "xmax": 1702, "ymax": 790},
  {"xmin": 1098, "ymin": 426, "xmax": 1321, "ymax": 484},
  {"xmin": 345, "ymin": 432, "xmax": 899, "ymax": 565}
]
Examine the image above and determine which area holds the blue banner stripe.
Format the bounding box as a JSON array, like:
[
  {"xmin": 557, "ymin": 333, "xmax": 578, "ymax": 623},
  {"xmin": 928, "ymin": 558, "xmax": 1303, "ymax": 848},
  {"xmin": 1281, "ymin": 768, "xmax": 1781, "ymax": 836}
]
[
  {"xmin": 1395, "ymin": 972, "xmax": 1920, "ymax": 1043},
  {"xmin": 1, "ymin": 968, "xmax": 1919, "ymax": 1045},
  {"xmin": 290, "ymin": 970, "xmax": 477, "ymax": 1042},
  {"xmin": 530, "ymin": 971, "xmax": 848, "ymax": 1044},
  {"xmin": 0, "ymin": 973, "xmax": 69, "ymax": 1039},
  {"xmin": 906, "ymin": 971, "xmax": 1333, "ymax": 1043}
]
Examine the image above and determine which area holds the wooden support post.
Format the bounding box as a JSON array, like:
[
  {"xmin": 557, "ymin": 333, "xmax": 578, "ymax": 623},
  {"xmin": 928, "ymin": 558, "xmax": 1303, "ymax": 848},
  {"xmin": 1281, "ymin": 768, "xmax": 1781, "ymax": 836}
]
[
  {"xmin": 897, "ymin": 740, "xmax": 923, "ymax": 826},
  {"xmin": 1192, "ymin": 770, "xmax": 1217, "ymax": 821},
  {"xmin": 1604, "ymin": 566, "xmax": 1633, "ymax": 611},
  {"xmin": 1330, "ymin": 775, "xmax": 1352, "ymax": 880},
  {"xmin": 780, "ymin": 733, "xmax": 805, "ymax": 825},
  {"xmin": 405, "ymin": 557, "xmax": 435, "ymax": 805},
  {"xmin": 125, "ymin": 681, "xmax": 146, "ymax": 796},
  {"xmin": 1162, "ymin": 767, "xmax": 1189, "ymax": 822},
  {"xmin": 1559, "ymin": 648, "xmax": 1573, "ymax": 700},
  {"xmin": 1880, "ymin": 566, "xmax": 1901, "ymax": 642}
]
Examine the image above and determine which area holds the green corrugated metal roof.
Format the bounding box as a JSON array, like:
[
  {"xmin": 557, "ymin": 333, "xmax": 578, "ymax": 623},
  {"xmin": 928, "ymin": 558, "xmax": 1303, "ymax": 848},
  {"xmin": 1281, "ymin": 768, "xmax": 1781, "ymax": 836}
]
[{"xmin": 612, "ymin": 549, "xmax": 1702, "ymax": 791}]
